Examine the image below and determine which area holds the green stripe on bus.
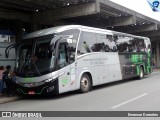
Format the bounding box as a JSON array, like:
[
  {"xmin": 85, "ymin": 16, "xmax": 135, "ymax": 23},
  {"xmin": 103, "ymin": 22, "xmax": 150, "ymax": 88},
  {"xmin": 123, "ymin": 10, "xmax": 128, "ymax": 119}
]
[{"xmin": 18, "ymin": 86, "xmax": 48, "ymax": 95}]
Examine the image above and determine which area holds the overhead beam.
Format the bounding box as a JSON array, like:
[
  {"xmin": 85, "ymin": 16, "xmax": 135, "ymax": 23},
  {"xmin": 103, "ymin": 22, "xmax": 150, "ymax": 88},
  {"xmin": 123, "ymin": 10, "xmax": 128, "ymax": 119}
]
[
  {"xmin": 134, "ymin": 29, "xmax": 160, "ymax": 37},
  {"xmin": 112, "ymin": 23, "xmax": 158, "ymax": 33},
  {"xmin": 80, "ymin": 19, "xmax": 108, "ymax": 28},
  {"xmin": 106, "ymin": 16, "xmax": 136, "ymax": 27},
  {"xmin": 149, "ymin": 36, "xmax": 160, "ymax": 41},
  {"xmin": 128, "ymin": 23, "xmax": 158, "ymax": 33},
  {"xmin": 0, "ymin": 8, "xmax": 30, "ymax": 22},
  {"xmin": 99, "ymin": 0, "xmax": 134, "ymax": 15},
  {"xmin": 34, "ymin": 2, "xmax": 100, "ymax": 24}
]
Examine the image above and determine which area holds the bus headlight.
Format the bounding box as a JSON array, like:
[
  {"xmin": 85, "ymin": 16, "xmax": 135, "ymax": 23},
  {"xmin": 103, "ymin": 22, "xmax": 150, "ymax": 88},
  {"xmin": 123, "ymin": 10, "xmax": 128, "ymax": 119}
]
[
  {"xmin": 15, "ymin": 80, "xmax": 20, "ymax": 84},
  {"xmin": 22, "ymin": 82, "xmax": 44, "ymax": 87}
]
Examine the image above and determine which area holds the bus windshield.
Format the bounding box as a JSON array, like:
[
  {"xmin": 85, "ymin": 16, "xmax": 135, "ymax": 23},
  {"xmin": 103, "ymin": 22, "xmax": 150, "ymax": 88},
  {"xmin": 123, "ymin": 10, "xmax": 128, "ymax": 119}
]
[{"xmin": 16, "ymin": 35, "xmax": 56, "ymax": 77}]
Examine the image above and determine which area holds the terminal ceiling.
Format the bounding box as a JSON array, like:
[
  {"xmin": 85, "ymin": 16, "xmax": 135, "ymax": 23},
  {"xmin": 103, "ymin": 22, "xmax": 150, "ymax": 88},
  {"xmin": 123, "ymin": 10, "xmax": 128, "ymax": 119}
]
[{"xmin": 0, "ymin": 0, "xmax": 160, "ymax": 40}]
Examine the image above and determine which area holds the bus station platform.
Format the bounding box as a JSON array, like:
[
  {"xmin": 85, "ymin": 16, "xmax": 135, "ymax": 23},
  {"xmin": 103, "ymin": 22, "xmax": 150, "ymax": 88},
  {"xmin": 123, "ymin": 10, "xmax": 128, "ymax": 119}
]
[{"xmin": 0, "ymin": 95, "xmax": 22, "ymax": 104}]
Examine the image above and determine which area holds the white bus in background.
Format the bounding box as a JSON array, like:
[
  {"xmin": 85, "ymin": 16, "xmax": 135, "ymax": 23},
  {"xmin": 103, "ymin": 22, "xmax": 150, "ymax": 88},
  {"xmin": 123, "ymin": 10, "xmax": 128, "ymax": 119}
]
[
  {"xmin": 0, "ymin": 34, "xmax": 16, "ymax": 69},
  {"xmin": 13, "ymin": 25, "xmax": 152, "ymax": 95}
]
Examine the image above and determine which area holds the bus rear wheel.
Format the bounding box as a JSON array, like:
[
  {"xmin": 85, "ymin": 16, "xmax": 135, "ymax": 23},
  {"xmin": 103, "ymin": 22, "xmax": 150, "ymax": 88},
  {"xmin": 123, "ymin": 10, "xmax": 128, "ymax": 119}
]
[
  {"xmin": 80, "ymin": 74, "xmax": 91, "ymax": 93},
  {"xmin": 138, "ymin": 66, "xmax": 144, "ymax": 79}
]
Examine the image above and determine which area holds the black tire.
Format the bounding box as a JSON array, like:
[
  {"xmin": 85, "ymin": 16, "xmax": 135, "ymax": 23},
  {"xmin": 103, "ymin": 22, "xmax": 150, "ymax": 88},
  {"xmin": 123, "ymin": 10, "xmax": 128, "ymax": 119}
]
[
  {"xmin": 138, "ymin": 66, "xmax": 144, "ymax": 79},
  {"xmin": 80, "ymin": 74, "xmax": 91, "ymax": 93}
]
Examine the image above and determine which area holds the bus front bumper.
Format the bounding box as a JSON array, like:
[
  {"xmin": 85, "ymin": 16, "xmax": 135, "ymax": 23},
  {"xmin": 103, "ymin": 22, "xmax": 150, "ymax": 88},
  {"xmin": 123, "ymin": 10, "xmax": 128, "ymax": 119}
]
[{"xmin": 15, "ymin": 78, "xmax": 59, "ymax": 95}]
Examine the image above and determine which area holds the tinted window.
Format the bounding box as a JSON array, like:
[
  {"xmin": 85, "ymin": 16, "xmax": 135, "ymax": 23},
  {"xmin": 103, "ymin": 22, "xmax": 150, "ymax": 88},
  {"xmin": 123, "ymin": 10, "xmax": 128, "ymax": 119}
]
[
  {"xmin": 96, "ymin": 33, "xmax": 110, "ymax": 52},
  {"xmin": 58, "ymin": 42, "xmax": 68, "ymax": 68},
  {"xmin": 60, "ymin": 29, "xmax": 80, "ymax": 62},
  {"xmin": 77, "ymin": 32, "xmax": 118, "ymax": 54},
  {"xmin": 135, "ymin": 38, "xmax": 145, "ymax": 52},
  {"xmin": 116, "ymin": 36, "xmax": 132, "ymax": 52},
  {"xmin": 115, "ymin": 35, "xmax": 146, "ymax": 53},
  {"xmin": 77, "ymin": 31, "xmax": 96, "ymax": 55},
  {"xmin": 106, "ymin": 35, "xmax": 117, "ymax": 52}
]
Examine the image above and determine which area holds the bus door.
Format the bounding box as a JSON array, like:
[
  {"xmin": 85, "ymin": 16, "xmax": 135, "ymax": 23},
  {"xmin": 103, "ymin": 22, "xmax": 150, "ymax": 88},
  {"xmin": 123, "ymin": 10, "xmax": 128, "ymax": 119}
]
[
  {"xmin": 144, "ymin": 39, "xmax": 152, "ymax": 73},
  {"xmin": 57, "ymin": 42, "xmax": 72, "ymax": 94}
]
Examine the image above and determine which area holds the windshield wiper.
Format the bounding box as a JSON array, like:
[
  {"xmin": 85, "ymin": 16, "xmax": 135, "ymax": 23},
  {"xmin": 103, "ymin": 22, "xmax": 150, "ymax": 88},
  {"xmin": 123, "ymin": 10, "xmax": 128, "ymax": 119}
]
[
  {"xmin": 32, "ymin": 62, "xmax": 41, "ymax": 76},
  {"xmin": 20, "ymin": 56, "xmax": 41, "ymax": 76}
]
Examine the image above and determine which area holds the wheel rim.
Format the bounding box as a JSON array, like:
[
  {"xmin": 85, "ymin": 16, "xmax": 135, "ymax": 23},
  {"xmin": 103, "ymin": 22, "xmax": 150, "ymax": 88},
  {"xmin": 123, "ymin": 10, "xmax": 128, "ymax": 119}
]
[{"xmin": 81, "ymin": 77, "xmax": 89, "ymax": 90}]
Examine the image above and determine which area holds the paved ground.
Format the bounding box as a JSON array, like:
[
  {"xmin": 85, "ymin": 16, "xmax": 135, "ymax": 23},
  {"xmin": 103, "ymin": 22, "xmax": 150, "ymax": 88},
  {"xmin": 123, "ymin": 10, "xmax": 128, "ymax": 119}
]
[
  {"xmin": 0, "ymin": 71, "xmax": 160, "ymax": 119},
  {"xmin": 0, "ymin": 95, "xmax": 21, "ymax": 104}
]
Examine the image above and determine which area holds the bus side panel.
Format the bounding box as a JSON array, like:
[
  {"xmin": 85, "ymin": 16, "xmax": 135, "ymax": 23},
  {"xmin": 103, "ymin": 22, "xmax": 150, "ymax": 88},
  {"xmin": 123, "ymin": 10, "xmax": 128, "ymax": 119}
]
[
  {"xmin": 118, "ymin": 52, "xmax": 148, "ymax": 79},
  {"xmin": 76, "ymin": 52, "xmax": 122, "ymax": 88},
  {"xmin": 76, "ymin": 54, "xmax": 101, "ymax": 87},
  {"xmin": 58, "ymin": 62, "xmax": 78, "ymax": 94},
  {"xmin": 58, "ymin": 65, "xmax": 71, "ymax": 94},
  {"xmin": 101, "ymin": 52, "xmax": 122, "ymax": 84}
]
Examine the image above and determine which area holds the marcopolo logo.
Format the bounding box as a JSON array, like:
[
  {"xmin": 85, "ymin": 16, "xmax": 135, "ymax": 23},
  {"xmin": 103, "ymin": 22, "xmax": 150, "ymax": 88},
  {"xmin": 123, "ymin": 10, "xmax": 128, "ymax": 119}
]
[{"xmin": 147, "ymin": 0, "xmax": 160, "ymax": 11}]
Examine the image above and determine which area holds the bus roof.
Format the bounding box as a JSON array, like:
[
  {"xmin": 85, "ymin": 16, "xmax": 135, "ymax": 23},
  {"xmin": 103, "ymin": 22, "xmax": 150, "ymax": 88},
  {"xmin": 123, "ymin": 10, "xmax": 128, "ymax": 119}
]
[
  {"xmin": 23, "ymin": 25, "xmax": 149, "ymax": 40},
  {"xmin": 23, "ymin": 25, "xmax": 82, "ymax": 39}
]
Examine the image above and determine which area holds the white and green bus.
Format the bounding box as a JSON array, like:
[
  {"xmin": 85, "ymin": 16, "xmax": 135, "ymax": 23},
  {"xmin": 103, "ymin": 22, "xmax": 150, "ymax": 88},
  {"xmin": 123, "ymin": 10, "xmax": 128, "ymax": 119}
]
[{"xmin": 14, "ymin": 25, "xmax": 152, "ymax": 95}]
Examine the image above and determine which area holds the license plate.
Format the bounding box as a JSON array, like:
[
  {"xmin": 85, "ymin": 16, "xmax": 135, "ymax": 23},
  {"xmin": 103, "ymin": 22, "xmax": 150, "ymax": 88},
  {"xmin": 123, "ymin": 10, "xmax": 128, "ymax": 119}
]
[{"xmin": 28, "ymin": 91, "xmax": 35, "ymax": 95}]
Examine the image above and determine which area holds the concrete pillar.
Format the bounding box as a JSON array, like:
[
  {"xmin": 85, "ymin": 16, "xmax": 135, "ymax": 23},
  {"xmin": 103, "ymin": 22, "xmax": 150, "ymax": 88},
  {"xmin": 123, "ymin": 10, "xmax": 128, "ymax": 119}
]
[
  {"xmin": 156, "ymin": 41, "xmax": 160, "ymax": 68},
  {"xmin": 30, "ymin": 14, "xmax": 40, "ymax": 32},
  {"xmin": 31, "ymin": 23, "xmax": 40, "ymax": 32},
  {"xmin": 14, "ymin": 20, "xmax": 22, "ymax": 43}
]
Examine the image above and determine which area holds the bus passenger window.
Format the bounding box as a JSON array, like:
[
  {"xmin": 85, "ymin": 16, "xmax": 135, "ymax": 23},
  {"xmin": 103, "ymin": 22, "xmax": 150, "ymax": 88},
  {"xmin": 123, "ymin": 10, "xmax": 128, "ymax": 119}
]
[
  {"xmin": 101, "ymin": 42, "xmax": 110, "ymax": 52},
  {"xmin": 95, "ymin": 33, "xmax": 110, "ymax": 52},
  {"xmin": 77, "ymin": 32, "xmax": 96, "ymax": 55},
  {"xmin": 105, "ymin": 35, "xmax": 118, "ymax": 52},
  {"xmin": 83, "ymin": 41, "xmax": 91, "ymax": 53},
  {"xmin": 116, "ymin": 36, "xmax": 134, "ymax": 52},
  {"xmin": 67, "ymin": 45, "xmax": 76, "ymax": 63},
  {"xmin": 58, "ymin": 43, "xmax": 68, "ymax": 68}
]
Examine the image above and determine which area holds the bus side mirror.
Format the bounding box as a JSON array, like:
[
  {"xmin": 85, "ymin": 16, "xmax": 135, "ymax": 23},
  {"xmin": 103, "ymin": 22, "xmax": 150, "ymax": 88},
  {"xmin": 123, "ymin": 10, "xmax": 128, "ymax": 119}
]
[
  {"xmin": 5, "ymin": 44, "xmax": 17, "ymax": 58},
  {"xmin": 50, "ymin": 47, "xmax": 54, "ymax": 52}
]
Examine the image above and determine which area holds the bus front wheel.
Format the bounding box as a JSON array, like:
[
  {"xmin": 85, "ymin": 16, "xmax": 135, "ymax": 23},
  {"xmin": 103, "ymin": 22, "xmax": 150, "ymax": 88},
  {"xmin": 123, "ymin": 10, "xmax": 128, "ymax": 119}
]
[{"xmin": 80, "ymin": 74, "xmax": 91, "ymax": 93}]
